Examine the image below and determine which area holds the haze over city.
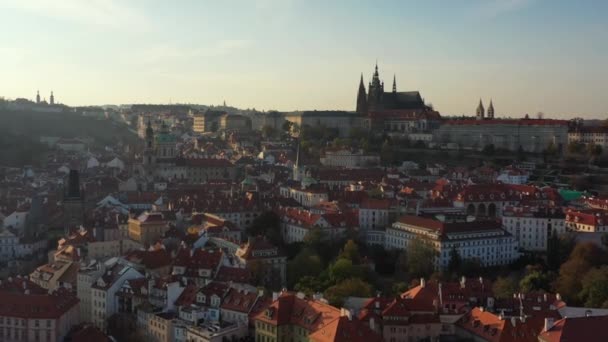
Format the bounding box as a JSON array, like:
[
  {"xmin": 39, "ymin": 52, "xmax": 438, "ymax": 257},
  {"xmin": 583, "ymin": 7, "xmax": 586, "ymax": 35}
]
[{"xmin": 1, "ymin": 0, "xmax": 607, "ymax": 118}]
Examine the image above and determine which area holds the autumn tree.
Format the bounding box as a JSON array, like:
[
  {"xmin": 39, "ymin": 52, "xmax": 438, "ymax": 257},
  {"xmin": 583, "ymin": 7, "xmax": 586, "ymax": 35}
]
[
  {"xmin": 493, "ymin": 276, "xmax": 519, "ymax": 300},
  {"xmin": 246, "ymin": 211, "xmax": 283, "ymax": 246},
  {"xmin": 555, "ymin": 242, "xmax": 607, "ymax": 304}
]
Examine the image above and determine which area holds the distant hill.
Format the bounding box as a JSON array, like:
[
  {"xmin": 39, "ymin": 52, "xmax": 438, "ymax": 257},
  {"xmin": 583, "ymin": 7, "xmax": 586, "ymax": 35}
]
[
  {"xmin": 0, "ymin": 108, "xmax": 138, "ymax": 167},
  {"xmin": 0, "ymin": 109, "xmax": 138, "ymax": 146}
]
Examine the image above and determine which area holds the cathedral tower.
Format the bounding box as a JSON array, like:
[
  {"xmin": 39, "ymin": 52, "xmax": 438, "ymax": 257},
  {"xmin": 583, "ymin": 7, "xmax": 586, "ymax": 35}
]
[
  {"xmin": 50, "ymin": 91, "xmax": 55, "ymax": 105},
  {"xmin": 367, "ymin": 62, "xmax": 384, "ymax": 111},
  {"xmin": 487, "ymin": 100, "xmax": 495, "ymax": 119},
  {"xmin": 356, "ymin": 74, "xmax": 368, "ymax": 114},
  {"xmin": 36, "ymin": 90, "xmax": 40, "ymax": 104},
  {"xmin": 476, "ymin": 99, "xmax": 485, "ymax": 120}
]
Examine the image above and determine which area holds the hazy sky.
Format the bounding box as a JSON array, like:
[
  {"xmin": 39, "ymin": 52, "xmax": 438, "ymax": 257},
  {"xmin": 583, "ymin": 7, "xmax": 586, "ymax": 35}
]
[{"xmin": 1, "ymin": 0, "xmax": 607, "ymax": 118}]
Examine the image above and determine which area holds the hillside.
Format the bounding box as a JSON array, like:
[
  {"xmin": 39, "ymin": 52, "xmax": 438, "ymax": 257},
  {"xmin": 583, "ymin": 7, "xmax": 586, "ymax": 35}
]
[{"xmin": 0, "ymin": 108, "xmax": 139, "ymax": 167}]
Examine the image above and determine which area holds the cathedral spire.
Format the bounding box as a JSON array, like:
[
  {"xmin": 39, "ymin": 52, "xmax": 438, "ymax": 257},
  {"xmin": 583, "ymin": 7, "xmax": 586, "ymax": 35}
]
[
  {"xmin": 476, "ymin": 99, "xmax": 485, "ymax": 120},
  {"xmin": 293, "ymin": 140, "xmax": 301, "ymax": 181},
  {"xmin": 392, "ymin": 74, "xmax": 397, "ymax": 93},
  {"xmin": 36, "ymin": 90, "xmax": 40, "ymax": 104},
  {"xmin": 487, "ymin": 99, "xmax": 495, "ymax": 119},
  {"xmin": 356, "ymin": 73, "xmax": 368, "ymax": 113}
]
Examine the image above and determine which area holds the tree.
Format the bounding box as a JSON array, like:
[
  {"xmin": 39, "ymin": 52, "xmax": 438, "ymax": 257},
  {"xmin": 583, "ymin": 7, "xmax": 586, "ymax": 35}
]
[
  {"xmin": 339, "ymin": 240, "xmax": 361, "ymax": 264},
  {"xmin": 288, "ymin": 248, "xmax": 324, "ymax": 288},
  {"xmin": 246, "ymin": 211, "xmax": 283, "ymax": 246},
  {"xmin": 567, "ymin": 141, "xmax": 585, "ymax": 154},
  {"xmin": 546, "ymin": 233, "xmax": 576, "ymax": 271},
  {"xmin": 520, "ymin": 270, "xmax": 553, "ymax": 293},
  {"xmin": 447, "ymin": 247, "xmax": 462, "ymax": 274},
  {"xmin": 294, "ymin": 275, "xmax": 326, "ymax": 295},
  {"xmin": 555, "ymin": 242, "xmax": 606, "ymax": 304},
  {"xmin": 405, "ymin": 238, "xmax": 437, "ymax": 279},
  {"xmin": 493, "ymin": 276, "xmax": 518, "ymax": 300},
  {"xmin": 329, "ymin": 258, "xmax": 363, "ymax": 283},
  {"xmin": 324, "ymin": 278, "xmax": 373, "ymax": 306},
  {"xmin": 392, "ymin": 281, "xmax": 409, "ymax": 295},
  {"xmin": 580, "ymin": 266, "xmax": 608, "ymax": 308},
  {"xmin": 282, "ymin": 120, "xmax": 293, "ymax": 133}
]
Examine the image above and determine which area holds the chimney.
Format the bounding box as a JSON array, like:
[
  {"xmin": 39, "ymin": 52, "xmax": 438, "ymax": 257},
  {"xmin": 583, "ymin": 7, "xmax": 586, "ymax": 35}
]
[
  {"xmin": 556, "ymin": 293, "xmax": 562, "ymax": 301},
  {"xmin": 420, "ymin": 278, "xmax": 426, "ymax": 288},
  {"xmin": 369, "ymin": 317, "xmax": 375, "ymax": 331},
  {"xmin": 272, "ymin": 292, "xmax": 279, "ymax": 302},
  {"xmin": 460, "ymin": 276, "xmax": 466, "ymax": 289},
  {"xmin": 544, "ymin": 318, "xmax": 555, "ymax": 332}
]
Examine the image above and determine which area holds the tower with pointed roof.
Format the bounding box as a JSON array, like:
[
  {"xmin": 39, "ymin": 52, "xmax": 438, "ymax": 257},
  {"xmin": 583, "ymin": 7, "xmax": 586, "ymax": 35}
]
[
  {"xmin": 367, "ymin": 62, "xmax": 385, "ymax": 111},
  {"xmin": 487, "ymin": 100, "xmax": 495, "ymax": 119},
  {"xmin": 293, "ymin": 140, "xmax": 301, "ymax": 181},
  {"xmin": 143, "ymin": 119, "xmax": 156, "ymax": 174},
  {"xmin": 36, "ymin": 90, "xmax": 40, "ymax": 104},
  {"xmin": 476, "ymin": 99, "xmax": 485, "ymax": 121},
  {"xmin": 50, "ymin": 91, "xmax": 55, "ymax": 105},
  {"xmin": 356, "ymin": 74, "xmax": 368, "ymax": 114},
  {"xmin": 392, "ymin": 74, "xmax": 397, "ymax": 93}
]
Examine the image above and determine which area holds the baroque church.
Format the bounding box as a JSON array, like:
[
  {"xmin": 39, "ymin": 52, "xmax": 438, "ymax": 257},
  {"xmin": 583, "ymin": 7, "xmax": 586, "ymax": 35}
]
[{"xmin": 139, "ymin": 120, "xmax": 236, "ymax": 185}]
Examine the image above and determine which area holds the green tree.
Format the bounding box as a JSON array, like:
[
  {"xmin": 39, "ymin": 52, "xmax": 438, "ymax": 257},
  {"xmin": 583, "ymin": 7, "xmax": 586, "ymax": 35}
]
[
  {"xmin": 493, "ymin": 276, "xmax": 518, "ymax": 300},
  {"xmin": 329, "ymin": 258, "xmax": 363, "ymax": 283},
  {"xmin": 520, "ymin": 270, "xmax": 553, "ymax": 293},
  {"xmin": 405, "ymin": 238, "xmax": 437, "ymax": 279},
  {"xmin": 324, "ymin": 278, "xmax": 373, "ymax": 306},
  {"xmin": 580, "ymin": 266, "xmax": 608, "ymax": 308},
  {"xmin": 246, "ymin": 211, "xmax": 283, "ymax": 246},
  {"xmin": 288, "ymin": 248, "xmax": 324, "ymax": 288},
  {"xmin": 392, "ymin": 281, "xmax": 409, "ymax": 295},
  {"xmin": 447, "ymin": 247, "xmax": 462, "ymax": 274}
]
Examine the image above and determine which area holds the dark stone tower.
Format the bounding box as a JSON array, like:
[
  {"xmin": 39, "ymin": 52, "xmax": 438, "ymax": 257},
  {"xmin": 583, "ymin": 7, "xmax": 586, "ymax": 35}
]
[
  {"xmin": 392, "ymin": 74, "xmax": 397, "ymax": 93},
  {"xmin": 50, "ymin": 91, "xmax": 55, "ymax": 105},
  {"xmin": 487, "ymin": 100, "xmax": 495, "ymax": 119},
  {"xmin": 356, "ymin": 74, "xmax": 368, "ymax": 114},
  {"xmin": 476, "ymin": 99, "xmax": 485, "ymax": 121},
  {"xmin": 36, "ymin": 90, "xmax": 40, "ymax": 104},
  {"xmin": 143, "ymin": 119, "xmax": 156, "ymax": 176},
  {"xmin": 63, "ymin": 169, "xmax": 84, "ymax": 234},
  {"xmin": 367, "ymin": 62, "xmax": 384, "ymax": 112}
]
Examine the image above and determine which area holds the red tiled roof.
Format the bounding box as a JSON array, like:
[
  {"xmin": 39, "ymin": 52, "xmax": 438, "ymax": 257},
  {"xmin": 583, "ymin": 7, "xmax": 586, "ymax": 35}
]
[
  {"xmin": 0, "ymin": 290, "xmax": 78, "ymax": 319},
  {"xmin": 539, "ymin": 315, "xmax": 608, "ymax": 342},
  {"xmin": 220, "ymin": 288, "xmax": 259, "ymax": 313},
  {"xmin": 309, "ymin": 315, "xmax": 383, "ymax": 342},
  {"xmin": 444, "ymin": 119, "xmax": 569, "ymax": 126}
]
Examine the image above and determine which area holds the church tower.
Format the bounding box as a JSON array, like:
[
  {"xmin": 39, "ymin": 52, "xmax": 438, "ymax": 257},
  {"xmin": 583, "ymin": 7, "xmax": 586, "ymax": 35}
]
[
  {"xmin": 487, "ymin": 100, "xmax": 495, "ymax": 119},
  {"xmin": 392, "ymin": 74, "xmax": 397, "ymax": 93},
  {"xmin": 50, "ymin": 91, "xmax": 55, "ymax": 105},
  {"xmin": 476, "ymin": 99, "xmax": 485, "ymax": 120},
  {"xmin": 36, "ymin": 90, "xmax": 40, "ymax": 104},
  {"xmin": 293, "ymin": 140, "xmax": 301, "ymax": 181},
  {"xmin": 367, "ymin": 62, "xmax": 384, "ymax": 111},
  {"xmin": 356, "ymin": 74, "xmax": 368, "ymax": 114},
  {"xmin": 143, "ymin": 119, "xmax": 156, "ymax": 175},
  {"xmin": 63, "ymin": 170, "xmax": 84, "ymax": 234}
]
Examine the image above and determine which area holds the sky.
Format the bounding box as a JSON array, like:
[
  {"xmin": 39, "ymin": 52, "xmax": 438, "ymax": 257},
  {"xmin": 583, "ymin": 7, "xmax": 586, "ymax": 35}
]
[{"xmin": 0, "ymin": 0, "xmax": 607, "ymax": 118}]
